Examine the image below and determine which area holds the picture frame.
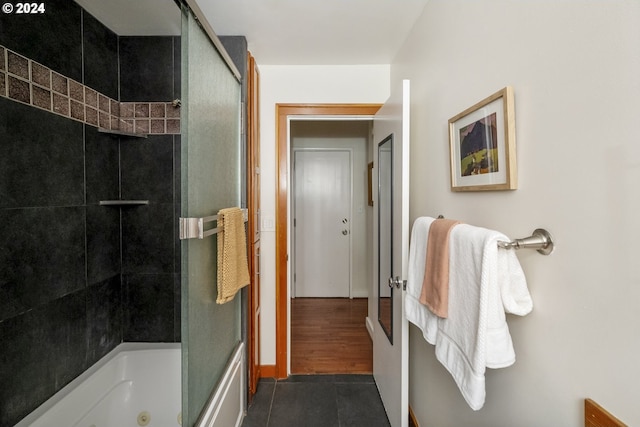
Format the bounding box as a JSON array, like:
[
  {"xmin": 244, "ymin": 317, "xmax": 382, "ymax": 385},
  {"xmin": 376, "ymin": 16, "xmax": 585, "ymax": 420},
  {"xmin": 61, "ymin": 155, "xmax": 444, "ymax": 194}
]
[{"xmin": 448, "ymin": 86, "xmax": 517, "ymax": 191}]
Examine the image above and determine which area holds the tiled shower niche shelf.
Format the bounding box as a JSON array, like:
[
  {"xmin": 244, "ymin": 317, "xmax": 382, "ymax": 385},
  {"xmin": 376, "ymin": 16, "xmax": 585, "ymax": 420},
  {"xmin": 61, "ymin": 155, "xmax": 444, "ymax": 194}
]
[
  {"xmin": 99, "ymin": 200, "xmax": 150, "ymax": 206},
  {"xmin": 98, "ymin": 128, "xmax": 148, "ymax": 138}
]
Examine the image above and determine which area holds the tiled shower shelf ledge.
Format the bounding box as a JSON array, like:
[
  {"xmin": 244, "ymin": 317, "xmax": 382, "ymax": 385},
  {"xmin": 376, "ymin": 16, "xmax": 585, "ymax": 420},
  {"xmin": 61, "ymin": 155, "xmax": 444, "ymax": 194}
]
[
  {"xmin": 99, "ymin": 200, "xmax": 150, "ymax": 206},
  {"xmin": 98, "ymin": 128, "xmax": 148, "ymax": 138}
]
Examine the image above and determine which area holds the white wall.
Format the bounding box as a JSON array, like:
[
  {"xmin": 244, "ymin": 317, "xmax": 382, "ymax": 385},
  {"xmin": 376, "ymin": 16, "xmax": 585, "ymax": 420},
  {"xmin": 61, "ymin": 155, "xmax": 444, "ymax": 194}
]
[
  {"xmin": 394, "ymin": 1, "xmax": 640, "ymax": 426},
  {"xmin": 258, "ymin": 65, "xmax": 390, "ymax": 365},
  {"xmin": 291, "ymin": 121, "xmax": 371, "ymax": 298}
]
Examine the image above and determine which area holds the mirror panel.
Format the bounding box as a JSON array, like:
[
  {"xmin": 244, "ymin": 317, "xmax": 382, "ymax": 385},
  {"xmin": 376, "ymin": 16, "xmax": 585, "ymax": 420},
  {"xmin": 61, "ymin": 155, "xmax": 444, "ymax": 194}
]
[{"xmin": 378, "ymin": 134, "xmax": 393, "ymax": 343}]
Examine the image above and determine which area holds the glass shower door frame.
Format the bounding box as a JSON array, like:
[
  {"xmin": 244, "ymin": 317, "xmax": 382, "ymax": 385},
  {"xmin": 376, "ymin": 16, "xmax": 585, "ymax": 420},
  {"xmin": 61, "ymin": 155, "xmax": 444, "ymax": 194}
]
[{"xmin": 180, "ymin": 3, "xmax": 244, "ymax": 426}]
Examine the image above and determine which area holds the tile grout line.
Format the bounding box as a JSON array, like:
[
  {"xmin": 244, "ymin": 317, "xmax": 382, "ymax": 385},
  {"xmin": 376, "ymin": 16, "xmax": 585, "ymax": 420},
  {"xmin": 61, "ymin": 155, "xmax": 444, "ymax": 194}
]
[
  {"xmin": 335, "ymin": 381, "xmax": 343, "ymax": 427},
  {"xmin": 264, "ymin": 380, "xmax": 278, "ymax": 427}
]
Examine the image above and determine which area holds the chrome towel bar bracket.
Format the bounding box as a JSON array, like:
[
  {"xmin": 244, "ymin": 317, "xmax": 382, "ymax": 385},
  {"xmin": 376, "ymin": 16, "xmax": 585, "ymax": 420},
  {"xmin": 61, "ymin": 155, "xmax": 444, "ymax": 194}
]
[
  {"xmin": 179, "ymin": 208, "xmax": 248, "ymax": 240},
  {"xmin": 436, "ymin": 215, "xmax": 554, "ymax": 255},
  {"xmin": 497, "ymin": 228, "xmax": 554, "ymax": 255}
]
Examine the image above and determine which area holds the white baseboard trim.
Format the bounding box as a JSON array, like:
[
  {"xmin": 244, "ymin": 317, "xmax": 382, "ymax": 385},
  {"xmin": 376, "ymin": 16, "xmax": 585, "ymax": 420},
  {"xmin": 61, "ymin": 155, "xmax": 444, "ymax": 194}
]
[
  {"xmin": 365, "ymin": 316, "xmax": 374, "ymax": 340},
  {"xmin": 351, "ymin": 289, "xmax": 369, "ymax": 299}
]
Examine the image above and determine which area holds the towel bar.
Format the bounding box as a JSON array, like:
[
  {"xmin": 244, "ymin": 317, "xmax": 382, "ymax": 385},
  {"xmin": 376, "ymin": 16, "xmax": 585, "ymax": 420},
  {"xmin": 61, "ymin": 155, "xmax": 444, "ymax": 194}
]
[
  {"xmin": 497, "ymin": 228, "xmax": 554, "ymax": 255},
  {"xmin": 436, "ymin": 215, "xmax": 554, "ymax": 255},
  {"xmin": 179, "ymin": 208, "xmax": 248, "ymax": 240}
]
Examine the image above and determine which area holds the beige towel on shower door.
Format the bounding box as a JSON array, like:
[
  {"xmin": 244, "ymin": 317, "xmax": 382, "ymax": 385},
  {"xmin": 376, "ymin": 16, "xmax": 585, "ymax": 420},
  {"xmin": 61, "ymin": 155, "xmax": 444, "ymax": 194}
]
[{"xmin": 216, "ymin": 207, "xmax": 250, "ymax": 304}]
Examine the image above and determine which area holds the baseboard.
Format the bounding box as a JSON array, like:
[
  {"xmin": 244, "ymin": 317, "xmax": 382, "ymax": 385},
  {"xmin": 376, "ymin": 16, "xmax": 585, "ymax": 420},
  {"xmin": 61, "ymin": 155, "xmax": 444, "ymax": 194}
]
[
  {"xmin": 365, "ymin": 316, "xmax": 374, "ymax": 340},
  {"xmin": 195, "ymin": 343, "xmax": 245, "ymax": 427},
  {"xmin": 409, "ymin": 405, "xmax": 420, "ymax": 427},
  {"xmin": 350, "ymin": 289, "xmax": 369, "ymax": 298},
  {"xmin": 259, "ymin": 364, "xmax": 276, "ymax": 378}
]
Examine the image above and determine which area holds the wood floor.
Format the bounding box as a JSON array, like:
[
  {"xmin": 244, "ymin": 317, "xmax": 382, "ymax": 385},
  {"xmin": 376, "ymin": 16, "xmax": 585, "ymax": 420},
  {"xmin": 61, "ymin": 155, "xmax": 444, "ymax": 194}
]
[{"xmin": 291, "ymin": 298, "xmax": 373, "ymax": 374}]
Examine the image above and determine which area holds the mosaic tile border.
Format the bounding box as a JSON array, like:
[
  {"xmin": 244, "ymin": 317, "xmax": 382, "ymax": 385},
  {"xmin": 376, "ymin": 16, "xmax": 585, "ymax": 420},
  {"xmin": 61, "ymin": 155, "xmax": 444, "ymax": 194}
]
[{"xmin": 0, "ymin": 45, "xmax": 180, "ymax": 135}]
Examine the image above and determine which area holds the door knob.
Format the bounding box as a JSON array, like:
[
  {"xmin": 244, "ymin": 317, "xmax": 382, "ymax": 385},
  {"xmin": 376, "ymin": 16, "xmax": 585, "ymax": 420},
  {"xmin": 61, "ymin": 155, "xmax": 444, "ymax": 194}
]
[
  {"xmin": 342, "ymin": 229, "xmax": 349, "ymax": 235},
  {"xmin": 388, "ymin": 276, "xmax": 405, "ymax": 289}
]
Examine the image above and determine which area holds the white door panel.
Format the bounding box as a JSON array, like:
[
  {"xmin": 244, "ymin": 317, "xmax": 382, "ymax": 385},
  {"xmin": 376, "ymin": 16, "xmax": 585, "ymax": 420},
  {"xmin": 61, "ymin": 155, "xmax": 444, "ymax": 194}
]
[
  {"xmin": 373, "ymin": 80, "xmax": 410, "ymax": 427},
  {"xmin": 294, "ymin": 149, "xmax": 351, "ymax": 297}
]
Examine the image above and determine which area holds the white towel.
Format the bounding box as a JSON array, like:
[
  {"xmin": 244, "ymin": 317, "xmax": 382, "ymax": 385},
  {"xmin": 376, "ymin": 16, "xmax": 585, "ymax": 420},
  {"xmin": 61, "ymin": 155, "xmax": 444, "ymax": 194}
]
[
  {"xmin": 406, "ymin": 217, "xmax": 533, "ymax": 410},
  {"xmin": 406, "ymin": 217, "xmax": 439, "ymax": 343}
]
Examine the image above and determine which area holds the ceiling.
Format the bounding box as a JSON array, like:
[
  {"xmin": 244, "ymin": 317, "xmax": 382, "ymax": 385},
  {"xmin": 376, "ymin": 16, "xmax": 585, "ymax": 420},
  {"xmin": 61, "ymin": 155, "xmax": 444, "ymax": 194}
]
[{"xmin": 74, "ymin": 0, "xmax": 429, "ymax": 65}]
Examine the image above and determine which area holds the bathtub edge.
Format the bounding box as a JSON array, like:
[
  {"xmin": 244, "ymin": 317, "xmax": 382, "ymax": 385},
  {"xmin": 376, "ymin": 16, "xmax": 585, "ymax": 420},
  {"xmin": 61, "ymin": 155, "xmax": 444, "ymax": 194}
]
[{"xmin": 15, "ymin": 342, "xmax": 181, "ymax": 427}]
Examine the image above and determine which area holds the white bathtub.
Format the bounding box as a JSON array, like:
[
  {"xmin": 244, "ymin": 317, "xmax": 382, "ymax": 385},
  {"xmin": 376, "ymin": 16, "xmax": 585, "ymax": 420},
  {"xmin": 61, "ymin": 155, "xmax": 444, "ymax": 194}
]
[{"xmin": 16, "ymin": 343, "xmax": 182, "ymax": 427}]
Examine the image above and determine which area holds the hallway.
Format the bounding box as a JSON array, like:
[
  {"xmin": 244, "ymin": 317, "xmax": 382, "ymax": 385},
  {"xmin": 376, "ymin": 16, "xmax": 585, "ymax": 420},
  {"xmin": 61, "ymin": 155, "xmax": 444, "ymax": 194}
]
[
  {"xmin": 291, "ymin": 298, "xmax": 372, "ymax": 374},
  {"xmin": 241, "ymin": 375, "xmax": 390, "ymax": 427}
]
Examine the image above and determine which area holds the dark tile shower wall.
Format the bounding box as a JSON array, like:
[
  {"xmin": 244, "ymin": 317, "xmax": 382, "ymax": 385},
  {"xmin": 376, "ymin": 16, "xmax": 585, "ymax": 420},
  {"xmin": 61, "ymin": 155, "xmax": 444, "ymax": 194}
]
[
  {"xmin": 82, "ymin": 11, "xmax": 119, "ymax": 100},
  {"xmin": 0, "ymin": 96, "xmax": 99, "ymax": 427},
  {"xmin": 0, "ymin": 6, "xmax": 181, "ymax": 427},
  {"xmin": 120, "ymin": 37, "xmax": 176, "ymax": 102},
  {"xmin": 119, "ymin": 37, "xmax": 182, "ymax": 343},
  {"xmin": 0, "ymin": 0, "xmax": 83, "ymax": 82}
]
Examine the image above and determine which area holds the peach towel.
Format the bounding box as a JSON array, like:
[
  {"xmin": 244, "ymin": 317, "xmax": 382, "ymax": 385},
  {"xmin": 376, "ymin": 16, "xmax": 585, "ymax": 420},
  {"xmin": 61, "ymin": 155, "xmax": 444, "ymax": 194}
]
[
  {"xmin": 419, "ymin": 218, "xmax": 461, "ymax": 318},
  {"xmin": 216, "ymin": 207, "xmax": 250, "ymax": 304}
]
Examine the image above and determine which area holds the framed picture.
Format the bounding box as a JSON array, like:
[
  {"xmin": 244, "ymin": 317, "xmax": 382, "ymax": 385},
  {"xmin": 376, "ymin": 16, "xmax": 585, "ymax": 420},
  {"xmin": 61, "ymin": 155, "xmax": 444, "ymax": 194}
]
[{"xmin": 448, "ymin": 87, "xmax": 517, "ymax": 191}]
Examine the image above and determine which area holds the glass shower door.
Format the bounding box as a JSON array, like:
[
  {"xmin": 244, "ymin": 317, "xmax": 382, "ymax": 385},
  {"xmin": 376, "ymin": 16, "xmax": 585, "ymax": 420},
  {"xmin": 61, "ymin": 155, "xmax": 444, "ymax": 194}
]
[{"xmin": 180, "ymin": 5, "xmax": 242, "ymax": 426}]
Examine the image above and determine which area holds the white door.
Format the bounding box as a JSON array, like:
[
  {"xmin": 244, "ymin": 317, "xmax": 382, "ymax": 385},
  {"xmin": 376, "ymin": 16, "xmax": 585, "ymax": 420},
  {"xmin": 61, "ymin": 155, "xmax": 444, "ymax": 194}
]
[
  {"xmin": 293, "ymin": 149, "xmax": 351, "ymax": 297},
  {"xmin": 373, "ymin": 80, "xmax": 410, "ymax": 427}
]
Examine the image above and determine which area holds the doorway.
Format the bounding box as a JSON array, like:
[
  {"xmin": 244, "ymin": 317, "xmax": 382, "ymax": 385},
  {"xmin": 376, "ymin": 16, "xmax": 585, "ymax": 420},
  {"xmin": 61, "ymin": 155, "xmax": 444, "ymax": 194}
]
[
  {"xmin": 290, "ymin": 121, "xmax": 369, "ymax": 374},
  {"xmin": 275, "ymin": 109, "xmax": 381, "ymax": 377}
]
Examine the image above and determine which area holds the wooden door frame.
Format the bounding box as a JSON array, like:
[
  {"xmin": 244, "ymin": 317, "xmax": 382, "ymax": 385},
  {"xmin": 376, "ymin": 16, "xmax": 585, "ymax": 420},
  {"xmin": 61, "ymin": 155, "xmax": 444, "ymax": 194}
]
[
  {"xmin": 274, "ymin": 103, "xmax": 382, "ymax": 378},
  {"xmin": 247, "ymin": 52, "xmax": 261, "ymax": 397}
]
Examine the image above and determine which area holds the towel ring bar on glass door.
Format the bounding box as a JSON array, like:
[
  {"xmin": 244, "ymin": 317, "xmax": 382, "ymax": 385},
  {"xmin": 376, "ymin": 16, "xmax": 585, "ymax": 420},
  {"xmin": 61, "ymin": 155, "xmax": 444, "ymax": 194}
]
[
  {"xmin": 436, "ymin": 215, "xmax": 554, "ymax": 255},
  {"xmin": 179, "ymin": 208, "xmax": 248, "ymax": 240}
]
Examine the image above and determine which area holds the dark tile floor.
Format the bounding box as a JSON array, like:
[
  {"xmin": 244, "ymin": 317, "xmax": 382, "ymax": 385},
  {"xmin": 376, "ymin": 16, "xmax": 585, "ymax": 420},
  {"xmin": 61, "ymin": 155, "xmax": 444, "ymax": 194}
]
[{"xmin": 241, "ymin": 375, "xmax": 391, "ymax": 427}]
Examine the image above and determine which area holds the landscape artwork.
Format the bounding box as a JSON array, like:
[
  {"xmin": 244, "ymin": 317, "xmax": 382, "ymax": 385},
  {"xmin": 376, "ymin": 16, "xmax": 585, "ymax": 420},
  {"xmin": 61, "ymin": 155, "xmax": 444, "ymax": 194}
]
[
  {"xmin": 458, "ymin": 112, "xmax": 498, "ymax": 176},
  {"xmin": 448, "ymin": 86, "xmax": 517, "ymax": 191}
]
